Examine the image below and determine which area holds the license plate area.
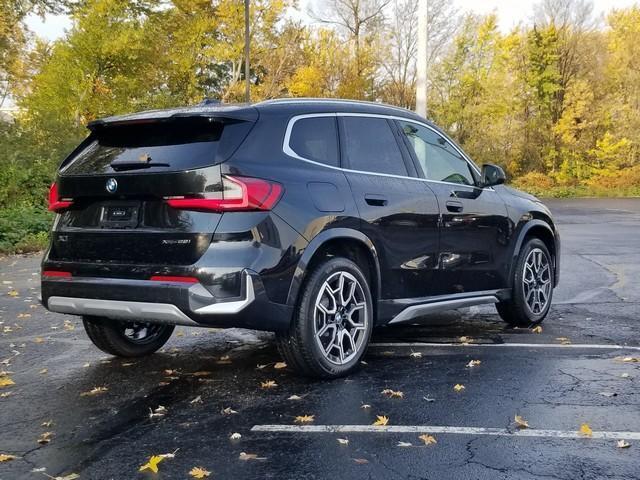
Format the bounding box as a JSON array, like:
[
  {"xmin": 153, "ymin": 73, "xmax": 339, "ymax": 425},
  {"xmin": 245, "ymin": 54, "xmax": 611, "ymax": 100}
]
[{"xmin": 99, "ymin": 202, "xmax": 140, "ymax": 229}]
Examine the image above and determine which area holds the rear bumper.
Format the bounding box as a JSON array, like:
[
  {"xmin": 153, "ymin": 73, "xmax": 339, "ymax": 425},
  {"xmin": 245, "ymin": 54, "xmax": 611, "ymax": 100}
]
[{"xmin": 41, "ymin": 270, "xmax": 293, "ymax": 332}]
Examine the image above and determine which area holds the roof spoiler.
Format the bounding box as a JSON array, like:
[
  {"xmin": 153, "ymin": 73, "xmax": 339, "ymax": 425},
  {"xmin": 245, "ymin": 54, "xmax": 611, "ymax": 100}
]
[{"xmin": 87, "ymin": 104, "xmax": 258, "ymax": 131}]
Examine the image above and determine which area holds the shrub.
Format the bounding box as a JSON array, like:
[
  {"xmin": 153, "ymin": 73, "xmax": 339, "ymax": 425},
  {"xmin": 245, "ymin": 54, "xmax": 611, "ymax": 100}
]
[{"xmin": 0, "ymin": 204, "xmax": 52, "ymax": 254}]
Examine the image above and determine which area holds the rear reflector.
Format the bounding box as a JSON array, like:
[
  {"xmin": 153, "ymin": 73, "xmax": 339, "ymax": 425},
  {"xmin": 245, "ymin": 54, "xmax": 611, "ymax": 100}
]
[
  {"xmin": 149, "ymin": 276, "xmax": 199, "ymax": 283},
  {"xmin": 48, "ymin": 182, "xmax": 74, "ymax": 212},
  {"xmin": 165, "ymin": 175, "xmax": 282, "ymax": 213},
  {"xmin": 42, "ymin": 270, "xmax": 72, "ymax": 278}
]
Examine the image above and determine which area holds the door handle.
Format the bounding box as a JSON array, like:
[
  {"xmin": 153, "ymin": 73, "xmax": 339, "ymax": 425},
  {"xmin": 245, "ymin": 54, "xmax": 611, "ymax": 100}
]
[
  {"xmin": 365, "ymin": 194, "xmax": 388, "ymax": 207},
  {"xmin": 446, "ymin": 201, "xmax": 463, "ymax": 213}
]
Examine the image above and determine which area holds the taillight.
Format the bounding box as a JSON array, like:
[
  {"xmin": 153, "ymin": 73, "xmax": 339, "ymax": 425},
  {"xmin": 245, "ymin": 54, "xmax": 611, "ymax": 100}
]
[
  {"xmin": 150, "ymin": 275, "xmax": 199, "ymax": 283},
  {"xmin": 165, "ymin": 176, "xmax": 282, "ymax": 213},
  {"xmin": 42, "ymin": 270, "xmax": 72, "ymax": 278},
  {"xmin": 48, "ymin": 183, "xmax": 73, "ymax": 212}
]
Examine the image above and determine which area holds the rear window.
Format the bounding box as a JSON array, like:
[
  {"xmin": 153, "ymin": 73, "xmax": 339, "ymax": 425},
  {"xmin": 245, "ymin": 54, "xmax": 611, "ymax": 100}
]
[
  {"xmin": 289, "ymin": 116, "xmax": 339, "ymax": 167},
  {"xmin": 60, "ymin": 117, "xmax": 252, "ymax": 175}
]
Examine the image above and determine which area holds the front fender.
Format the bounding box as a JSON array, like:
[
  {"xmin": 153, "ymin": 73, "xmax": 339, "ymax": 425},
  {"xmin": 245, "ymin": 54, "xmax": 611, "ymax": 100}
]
[
  {"xmin": 285, "ymin": 228, "xmax": 381, "ymax": 307},
  {"xmin": 509, "ymin": 218, "xmax": 560, "ymax": 287}
]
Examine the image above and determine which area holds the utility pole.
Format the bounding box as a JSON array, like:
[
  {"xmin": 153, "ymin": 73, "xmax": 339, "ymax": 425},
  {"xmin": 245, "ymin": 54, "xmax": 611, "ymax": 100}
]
[
  {"xmin": 416, "ymin": 0, "xmax": 427, "ymax": 118},
  {"xmin": 244, "ymin": 0, "xmax": 250, "ymax": 103}
]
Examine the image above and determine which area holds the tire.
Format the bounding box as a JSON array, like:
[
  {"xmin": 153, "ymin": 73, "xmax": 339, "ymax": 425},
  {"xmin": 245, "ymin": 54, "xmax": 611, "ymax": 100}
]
[
  {"xmin": 497, "ymin": 238, "xmax": 554, "ymax": 327},
  {"xmin": 276, "ymin": 257, "xmax": 374, "ymax": 378},
  {"xmin": 82, "ymin": 316, "xmax": 174, "ymax": 357}
]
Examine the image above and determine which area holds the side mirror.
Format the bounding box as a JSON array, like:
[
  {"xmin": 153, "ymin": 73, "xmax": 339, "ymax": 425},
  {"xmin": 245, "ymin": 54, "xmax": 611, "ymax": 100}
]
[{"xmin": 481, "ymin": 164, "xmax": 506, "ymax": 187}]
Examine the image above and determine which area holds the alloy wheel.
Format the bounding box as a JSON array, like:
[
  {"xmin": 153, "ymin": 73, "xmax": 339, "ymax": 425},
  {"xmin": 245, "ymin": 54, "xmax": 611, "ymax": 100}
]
[
  {"xmin": 522, "ymin": 248, "xmax": 552, "ymax": 315},
  {"xmin": 313, "ymin": 271, "xmax": 369, "ymax": 365},
  {"xmin": 122, "ymin": 322, "xmax": 166, "ymax": 345}
]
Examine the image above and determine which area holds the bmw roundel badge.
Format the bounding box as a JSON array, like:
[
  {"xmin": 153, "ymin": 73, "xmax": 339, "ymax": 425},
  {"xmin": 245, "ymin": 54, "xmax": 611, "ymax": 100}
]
[{"xmin": 105, "ymin": 178, "xmax": 118, "ymax": 194}]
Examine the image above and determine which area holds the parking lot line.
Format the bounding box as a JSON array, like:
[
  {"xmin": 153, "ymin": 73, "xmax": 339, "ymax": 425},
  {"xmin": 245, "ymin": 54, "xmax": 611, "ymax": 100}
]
[
  {"xmin": 251, "ymin": 424, "xmax": 640, "ymax": 440},
  {"xmin": 368, "ymin": 342, "xmax": 640, "ymax": 351}
]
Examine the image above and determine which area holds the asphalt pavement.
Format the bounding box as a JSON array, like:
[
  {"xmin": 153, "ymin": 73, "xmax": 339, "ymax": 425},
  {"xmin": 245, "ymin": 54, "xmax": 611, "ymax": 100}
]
[{"xmin": 1, "ymin": 198, "xmax": 639, "ymax": 480}]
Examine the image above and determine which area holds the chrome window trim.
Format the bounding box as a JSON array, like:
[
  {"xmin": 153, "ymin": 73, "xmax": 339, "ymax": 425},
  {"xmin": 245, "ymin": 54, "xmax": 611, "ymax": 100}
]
[{"xmin": 282, "ymin": 112, "xmax": 494, "ymax": 191}]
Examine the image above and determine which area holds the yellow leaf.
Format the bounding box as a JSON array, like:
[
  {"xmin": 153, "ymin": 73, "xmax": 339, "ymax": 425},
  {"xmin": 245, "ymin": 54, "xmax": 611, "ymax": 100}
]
[
  {"xmin": 38, "ymin": 431, "xmax": 53, "ymax": 444},
  {"xmin": 373, "ymin": 415, "xmax": 389, "ymax": 426},
  {"xmin": 615, "ymin": 356, "xmax": 640, "ymax": 363},
  {"xmin": 274, "ymin": 362, "xmax": 287, "ymax": 369},
  {"xmin": 7, "ymin": 290, "xmax": 18, "ymax": 297},
  {"xmin": 34, "ymin": 337, "xmax": 45, "ymax": 343},
  {"xmin": 39, "ymin": 369, "xmax": 48, "ymax": 375},
  {"xmin": 453, "ymin": 384, "xmax": 465, "ymax": 392},
  {"xmin": 189, "ymin": 466, "xmax": 211, "ymax": 478},
  {"xmin": 418, "ymin": 434, "xmax": 437, "ymax": 445},
  {"xmin": 261, "ymin": 380, "xmax": 277, "ymax": 389},
  {"xmin": 294, "ymin": 414, "xmax": 315, "ymax": 423},
  {"xmin": 54, "ymin": 474, "xmax": 80, "ymax": 480},
  {"xmin": 0, "ymin": 454, "xmax": 17, "ymax": 462},
  {"xmin": 617, "ymin": 439, "xmax": 631, "ymax": 448},
  {"xmin": 221, "ymin": 407, "xmax": 237, "ymax": 415},
  {"xmin": 80, "ymin": 386, "xmax": 108, "ymax": 397},
  {"xmin": 381, "ymin": 389, "xmax": 404, "ymax": 398},
  {"xmin": 139, "ymin": 455, "xmax": 164, "ymax": 473},
  {"xmin": 532, "ymin": 326, "xmax": 543, "ymax": 334},
  {"xmin": 466, "ymin": 360, "xmax": 481, "ymax": 368},
  {"xmin": 514, "ymin": 415, "xmax": 529, "ymax": 429},
  {"xmin": 579, "ymin": 423, "xmax": 593, "ymax": 437},
  {"xmin": 17, "ymin": 313, "xmax": 30, "ymax": 319},
  {"xmin": 0, "ymin": 377, "xmax": 15, "ymax": 388}
]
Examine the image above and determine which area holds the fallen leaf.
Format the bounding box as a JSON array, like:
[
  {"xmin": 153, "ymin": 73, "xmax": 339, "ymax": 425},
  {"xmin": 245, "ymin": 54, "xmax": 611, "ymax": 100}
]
[
  {"xmin": 34, "ymin": 337, "xmax": 45, "ymax": 343},
  {"xmin": 222, "ymin": 406, "xmax": 238, "ymax": 415},
  {"xmin": 555, "ymin": 337, "xmax": 571, "ymax": 344},
  {"xmin": 149, "ymin": 405, "xmax": 168, "ymax": 418},
  {"xmin": 80, "ymin": 386, "xmax": 108, "ymax": 397},
  {"xmin": 39, "ymin": 368, "xmax": 48, "ymax": 375},
  {"xmin": 191, "ymin": 371, "xmax": 212, "ymax": 377},
  {"xmin": 617, "ymin": 439, "xmax": 631, "ymax": 449},
  {"xmin": 41, "ymin": 420, "xmax": 54, "ymax": 428},
  {"xmin": 615, "ymin": 356, "xmax": 640, "ymax": 363},
  {"xmin": 230, "ymin": 432, "xmax": 242, "ymax": 440},
  {"xmin": 189, "ymin": 466, "xmax": 211, "ymax": 478},
  {"xmin": 261, "ymin": 380, "xmax": 277, "ymax": 389},
  {"xmin": 514, "ymin": 415, "xmax": 529, "ymax": 429},
  {"xmin": 190, "ymin": 395, "xmax": 203, "ymax": 404},
  {"xmin": 373, "ymin": 415, "xmax": 389, "ymax": 426},
  {"xmin": 381, "ymin": 388, "xmax": 404, "ymax": 398},
  {"xmin": 337, "ymin": 438, "xmax": 349, "ymax": 445},
  {"xmin": 453, "ymin": 384, "xmax": 465, "ymax": 392},
  {"xmin": 459, "ymin": 336, "xmax": 470, "ymax": 343},
  {"xmin": 598, "ymin": 391, "xmax": 617, "ymax": 397},
  {"xmin": 620, "ymin": 373, "xmax": 630, "ymax": 378},
  {"xmin": 0, "ymin": 454, "xmax": 17, "ymax": 462},
  {"xmin": 256, "ymin": 364, "xmax": 268, "ymax": 369},
  {"xmin": 139, "ymin": 455, "xmax": 165, "ymax": 473},
  {"xmin": 579, "ymin": 423, "xmax": 593, "ymax": 437},
  {"xmin": 361, "ymin": 404, "xmax": 371, "ymax": 409},
  {"xmin": 38, "ymin": 431, "xmax": 53, "ymax": 444},
  {"xmin": 466, "ymin": 360, "xmax": 481, "ymax": 368},
  {"xmin": 532, "ymin": 326, "xmax": 543, "ymax": 334},
  {"xmin": 0, "ymin": 392, "xmax": 12, "ymax": 398},
  {"xmin": 0, "ymin": 377, "xmax": 15, "ymax": 388},
  {"xmin": 54, "ymin": 474, "xmax": 80, "ymax": 480},
  {"xmin": 397, "ymin": 441, "xmax": 413, "ymax": 447},
  {"xmin": 418, "ymin": 434, "xmax": 437, "ymax": 445},
  {"xmin": 295, "ymin": 414, "xmax": 315, "ymax": 423},
  {"xmin": 409, "ymin": 352, "xmax": 422, "ymax": 358},
  {"xmin": 274, "ymin": 361, "xmax": 287, "ymax": 369},
  {"xmin": 287, "ymin": 394, "xmax": 302, "ymax": 401},
  {"xmin": 17, "ymin": 313, "xmax": 30, "ymax": 319},
  {"xmin": 82, "ymin": 363, "xmax": 90, "ymax": 368},
  {"xmin": 7, "ymin": 290, "xmax": 18, "ymax": 297},
  {"xmin": 423, "ymin": 396, "xmax": 435, "ymax": 402},
  {"xmin": 352, "ymin": 458, "xmax": 369, "ymax": 464},
  {"xmin": 239, "ymin": 452, "xmax": 266, "ymax": 461}
]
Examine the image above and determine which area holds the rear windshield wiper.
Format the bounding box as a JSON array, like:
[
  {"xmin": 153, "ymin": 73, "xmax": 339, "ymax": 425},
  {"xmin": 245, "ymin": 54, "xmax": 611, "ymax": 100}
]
[{"xmin": 110, "ymin": 156, "xmax": 170, "ymax": 171}]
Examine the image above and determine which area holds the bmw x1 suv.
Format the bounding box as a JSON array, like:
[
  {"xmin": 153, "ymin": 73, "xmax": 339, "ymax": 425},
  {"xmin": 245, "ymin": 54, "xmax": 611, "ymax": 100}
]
[{"xmin": 41, "ymin": 98, "xmax": 560, "ymax": 378}]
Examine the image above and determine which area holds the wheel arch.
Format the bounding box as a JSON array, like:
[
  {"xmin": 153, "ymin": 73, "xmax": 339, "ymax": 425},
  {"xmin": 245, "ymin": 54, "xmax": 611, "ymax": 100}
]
[
  {"xmin": 510, "ymin": 218, "xmax": 559, "ymax": 287},
  {"xmin": 286, "ymin": 228, "xmax": 381, "ymax": 309}
]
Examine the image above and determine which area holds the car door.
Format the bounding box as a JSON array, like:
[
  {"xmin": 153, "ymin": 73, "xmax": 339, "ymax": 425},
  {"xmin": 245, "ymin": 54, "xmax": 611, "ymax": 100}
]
[
  {"xmin": 338, "ymin": 114, "xmax": 440, "ymax": 300},
  {"xmin": 395, "ymin": 119, "xmax": 510, "ymax": 296}
]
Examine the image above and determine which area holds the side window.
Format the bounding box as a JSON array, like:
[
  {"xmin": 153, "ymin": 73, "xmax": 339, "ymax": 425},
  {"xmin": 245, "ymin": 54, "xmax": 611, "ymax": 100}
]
[
  {"xmin": 341, "ymin": 117, "xmax": 408, "ymax": 176},
  {"xmin": 398, "ymin": 121, "xmax": 476, "ymax": 186},
  {"xmin": 289, "ymin": 116, "xmax": 339, "ymax": 167}
]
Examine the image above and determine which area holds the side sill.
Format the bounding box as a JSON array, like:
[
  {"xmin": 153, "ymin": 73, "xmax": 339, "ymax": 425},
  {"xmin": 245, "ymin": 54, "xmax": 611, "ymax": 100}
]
[{"xmin": 388, "ymin": 295, "xmax": 500, "ymax": 325}]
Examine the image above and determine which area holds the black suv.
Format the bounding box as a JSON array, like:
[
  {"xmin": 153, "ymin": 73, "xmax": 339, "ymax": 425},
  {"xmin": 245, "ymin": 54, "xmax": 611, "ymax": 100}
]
[{"xmin": 42, "ymin": 99, "xmax": 560, "ymax": 378}]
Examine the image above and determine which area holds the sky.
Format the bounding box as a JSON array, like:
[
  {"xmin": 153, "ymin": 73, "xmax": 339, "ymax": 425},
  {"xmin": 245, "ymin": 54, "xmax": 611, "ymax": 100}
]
[{"xmin": 25, "ymin": 0, "xmax": 639, "ymax": 41}]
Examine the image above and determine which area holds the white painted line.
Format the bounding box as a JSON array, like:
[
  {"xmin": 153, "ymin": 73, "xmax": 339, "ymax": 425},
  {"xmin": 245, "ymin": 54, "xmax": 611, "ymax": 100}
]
[
  {"xmin": 369, "ymin": 342, "xmax": 640, "ymax": 351},
  {"xmin": 251, "ymin": 424, "xmax": 640, "ymax": 440}
]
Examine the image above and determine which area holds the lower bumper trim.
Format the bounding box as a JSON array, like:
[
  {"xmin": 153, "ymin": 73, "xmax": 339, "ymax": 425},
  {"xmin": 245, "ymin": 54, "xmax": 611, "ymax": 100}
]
[{"xmin": 47, "ymin": 296, "xmax": 199, "ymax": 326}]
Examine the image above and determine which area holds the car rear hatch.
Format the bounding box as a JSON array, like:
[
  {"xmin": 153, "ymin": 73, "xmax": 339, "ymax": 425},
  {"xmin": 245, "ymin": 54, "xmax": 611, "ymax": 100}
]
[{"xmin": 48, "ymin": 105, "xmax": 258, "ymax": 268}]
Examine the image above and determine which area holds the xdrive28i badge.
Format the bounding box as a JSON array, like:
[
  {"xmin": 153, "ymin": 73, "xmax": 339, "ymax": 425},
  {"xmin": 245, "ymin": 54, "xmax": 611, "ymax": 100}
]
[{"xmin": 105, "ymin": 178, "xmax": 118, "ymax": 194}]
